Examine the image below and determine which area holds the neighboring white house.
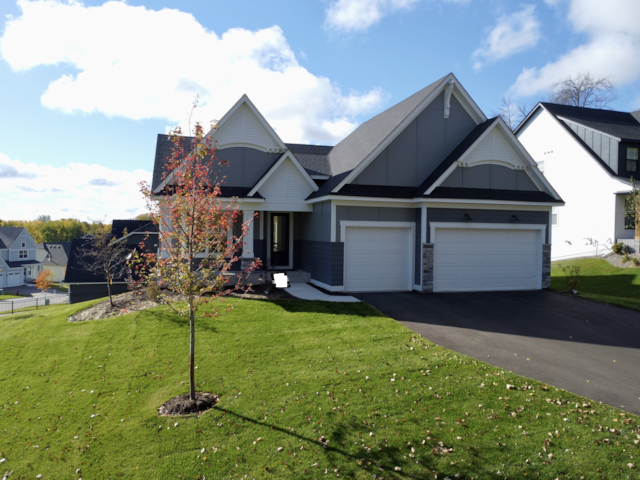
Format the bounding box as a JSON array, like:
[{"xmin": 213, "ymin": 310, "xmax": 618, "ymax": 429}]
[
  {"xmin": 36, "ymin": 242, "xmax": 71, "ymax": 283},
  {"xmin": 0, "ymin": 227, "xmax": 41, "ymax": 288},
  {"xmin": 516, "ymin": 103, "xmax": 640, "ymax": 260}
]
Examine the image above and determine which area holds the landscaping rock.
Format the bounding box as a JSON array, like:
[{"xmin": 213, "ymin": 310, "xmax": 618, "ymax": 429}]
[{"xmin": 158, "ymin": 392, "xmax": 220, "ymax": 416}]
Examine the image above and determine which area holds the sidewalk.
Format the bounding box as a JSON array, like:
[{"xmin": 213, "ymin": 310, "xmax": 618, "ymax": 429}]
[
  {"xmin": 285, "ymin": 283, "xmax": 360, "ymax": 302},
  {"xmin": 1, "ymin": 284, "xmax": 67, "ymax": 299}
]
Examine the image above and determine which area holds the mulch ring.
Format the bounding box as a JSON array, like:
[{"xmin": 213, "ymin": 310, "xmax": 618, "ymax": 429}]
[
  {"xmin": 603, "ymin": 252, "xmax": 640, "ymax": 269},
  {"xmin": 158, "ymin": 392, "xmax": 220, "ymax": 417}
]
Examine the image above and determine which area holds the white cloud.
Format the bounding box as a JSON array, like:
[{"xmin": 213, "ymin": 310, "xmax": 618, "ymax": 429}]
[
  {"xmin": 0, "ymin": 0, "xmax": 384, "ymax": 145},
  {"xmin": 324, "ymin": 0, "xmax": 420, "ymax": 33},
  {"xmin": 0, "ymin": 152, "xmax": 150, "ymax": 221},
  {"xmin": 509, "ymin": 0, "xmax": 640, "ymax": 99},
  {"xmin": 323, "ymin": 0, "xmax": 468, "ymax": 33},
  {"xmin": 473, "ymin": 5, "xmax": 541, "ymax": 70}
]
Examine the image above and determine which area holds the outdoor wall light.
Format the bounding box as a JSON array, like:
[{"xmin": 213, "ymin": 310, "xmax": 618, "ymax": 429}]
[
  {"xmin": 511, "ymin": 215, "xmax": 520, "ymax": 222},
  {"xmin": 464, "ymin": 213, "xmax": 472, "ymax": 222}
]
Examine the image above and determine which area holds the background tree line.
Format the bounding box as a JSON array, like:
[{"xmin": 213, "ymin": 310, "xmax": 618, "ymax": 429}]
[{"xmin": 0, "ymin": 216, "xmax": 111, "ymax": 243}]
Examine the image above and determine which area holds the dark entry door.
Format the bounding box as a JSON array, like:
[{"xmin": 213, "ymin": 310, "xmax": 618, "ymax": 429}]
[{"xmin": 271, "ymin": 213, "xmax": 290, "ymax": 268}]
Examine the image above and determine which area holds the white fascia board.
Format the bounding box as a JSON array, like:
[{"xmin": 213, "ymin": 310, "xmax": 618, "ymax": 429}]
[
  {"xmin": 204, "ymin": 94, "xmax": 286, "ymax": 151},
  {"xmin": 333, "ymin": 78, "xmax": 447, "ymax": 191},
  {"xmin": 248, "ymin": 151, "xmax": 318, "ymax": 197},
  {"xmin": 307, "ymin": 194, "xmax": 562, "ymax": 208},
  {"xmin": 514, "ymin": 103, "xmax": 544, "ymax": 136},
  {"xmin": 555, "ymin": 116, "xmax": 621, "ymax": 142},
  {"xmin": 258, "ymin": 202, "xmax": 313, "ymax": 212}
]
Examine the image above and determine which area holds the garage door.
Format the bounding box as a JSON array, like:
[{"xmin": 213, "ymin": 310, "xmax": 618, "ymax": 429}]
[
  {"xmin": 7, "ymin": 271, "xmax": 22, "ymax": 287},
  {"xmin": 344, "ymin": 226, "xmax": 412, "ymax": 292},
  {"xmin": 434, "ymin": 228, "xmax": 540, "ymax": 292}
]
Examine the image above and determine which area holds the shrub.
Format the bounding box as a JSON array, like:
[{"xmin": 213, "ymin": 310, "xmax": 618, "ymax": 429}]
[
  {"xmin": 559, "ymin": 264, "xmax": 581, "ymax": 292},
  {"xmin": 632, "ymin": 257, "xmax": 640, "ymax": 267},
  {"xmin": 612, "ymin": 242, "xmax": 628, "ymax": 255},
  {"xmin": 146, "ymin": 284, "xmax": 160, "ymax": 302},
  {"xmin": 622, "ymin": 253, "xmax": 631, "ymax": 264}
]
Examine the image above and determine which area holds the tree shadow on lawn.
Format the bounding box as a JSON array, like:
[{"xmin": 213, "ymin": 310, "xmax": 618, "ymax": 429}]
[
  {"xmin": 215, "ymin": 406, "xmax": 489, "ymax": 479},
  {"xmin": 261, "ymin": 298, "xmax": 387, "ymax": 317},
  {"xmin": 356, "ymin": 288, "xmax": 640, "ymax": 350},
  {"xmin": 135, "ymin": 308, "xmax": 219, "ymax": 334}
]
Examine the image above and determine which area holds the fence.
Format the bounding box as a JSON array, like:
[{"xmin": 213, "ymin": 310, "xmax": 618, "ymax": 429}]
[{"xmin": 0, "ymin": 295, "xmax": 69, "ymax": 315}]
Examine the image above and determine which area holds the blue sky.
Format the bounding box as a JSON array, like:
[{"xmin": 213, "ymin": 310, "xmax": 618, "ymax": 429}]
[{"xmin": 1, "ymin": 0, "xmax": 639, "ymax": 221}]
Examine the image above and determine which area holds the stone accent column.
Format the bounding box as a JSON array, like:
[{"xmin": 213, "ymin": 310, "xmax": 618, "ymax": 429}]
[
  {"xmin": 422, "ymin": 243, "xmax": 434, "ymax": 292},
  {"xmin": 542, "ymin": 244, "xmax": 551, "ymax": 288}
]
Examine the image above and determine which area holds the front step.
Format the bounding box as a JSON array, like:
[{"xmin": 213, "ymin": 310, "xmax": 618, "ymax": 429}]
[{"xmin": 279, "ymin": 270, "xmax": 311, "ymax": 284}]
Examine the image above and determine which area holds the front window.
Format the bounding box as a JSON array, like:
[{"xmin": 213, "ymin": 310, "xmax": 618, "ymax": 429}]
[
  {"xmin": 552, "ymin": 207, "xmax": 559, "ymax": 226},
  {"xmin": 19, "ymin": 250, "xmax": 27, "ymax": 258},
  {"xmin": 627, "ymin": 147, "xmax": 638, "ymax": 173}
]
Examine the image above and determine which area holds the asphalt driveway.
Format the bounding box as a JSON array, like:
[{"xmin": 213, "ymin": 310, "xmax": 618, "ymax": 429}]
[{"xmin": 356, "ymin": 290, "xmax": 640, "ymax": 415}]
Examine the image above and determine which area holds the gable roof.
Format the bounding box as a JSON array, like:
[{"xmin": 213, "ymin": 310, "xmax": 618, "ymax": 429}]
[
  {"xmin": 0, "ymin": 227, "xmax": 26, "ymax": 249},
  {"xmin": 151, "ymin": 134, "xmax": 196, "ymax": 192},
  {"xmin": 539, "ymin": 103, "xmax": 640, "ymax": 142},
  {"xmin": 40, "ymin": 242, "xmax": 71, "ymax": 267},
  {"xmin": 326, "ymin": 75, "xmax": 447, "ymax": 177}
]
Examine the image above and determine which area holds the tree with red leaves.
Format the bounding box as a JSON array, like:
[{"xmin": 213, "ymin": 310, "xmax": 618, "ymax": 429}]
[{"xmin": 135, "ymin": 99, "xmax": 261, "ymax": 402}]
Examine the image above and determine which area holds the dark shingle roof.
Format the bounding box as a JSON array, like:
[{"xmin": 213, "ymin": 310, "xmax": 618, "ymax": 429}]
[
  {"xmin": 151, "ymin": 134, "xmax": 197, "ymax": 191},
  {"xmin": 6, "ymin": 259, "xmax": 41, "ymax": 268},
  {"xmin": 541, "ymin": 103, "xmax": 640, "ymax": 142},
  {"xmin": 286, "ymin": 144, "xmax": 333, "ymax": 176},
  {"xmin": 326, "ymin": 75, "xmax": 449, "ymax": 175},
  {"xmin": 111, "ymin": 220, "xmax": 157, "ymax": 239},
  {"xmin": 306, "ymin": 171, "xmax": 351, "ymax": 199},
  {"xmin": 64, "ymin": 239, "xmax": 106, "ymax": 283},
  {"xmin": 0, "ymin": 227, "xmax": 25, "ymax": 249},
  {"xmin": 41, "ymin": 242, "xmax": 71, "ymax": 266},
  {"xmin": 424, "ymin": 187, "xmax": 561, "ymax": 203}
]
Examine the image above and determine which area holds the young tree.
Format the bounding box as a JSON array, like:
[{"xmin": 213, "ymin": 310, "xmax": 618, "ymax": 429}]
[
  {"xmin": 35, "ymin": 268, "xmax": 54, "ymax": 298},
  {"xmin": 549, "ymin": 73, "xmax": 619, "ymax": 109},
  {"xmin": 624, "ymin": 177, "xmax": 640, "ymax": 240},
  {"xmin": 492, "ymin": 96, "xmax": 529, "ymax": 131},
  {"xmin": 78, "ymin": 232, "xmax": 130, "ymax": 306},
  {"xmin": 135, "ymin": 100, "xmax": 261, "ymax": 403}
]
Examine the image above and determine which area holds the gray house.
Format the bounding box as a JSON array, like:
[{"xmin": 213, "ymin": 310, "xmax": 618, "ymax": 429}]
[
  {"xmin": 0, "ymin": 227, "xmax": 41, "ymax": 288},
  {"xmin": 152, "ymin": 73, "xmax": 563, "ymax": 293}
]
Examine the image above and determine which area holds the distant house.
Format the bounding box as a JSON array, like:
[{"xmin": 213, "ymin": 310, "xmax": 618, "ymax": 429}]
[
  {"xmin": 516, "ymin": 103, "xmax": 640, "ymax": 259},
  {"xmin": 64, "ymin": 220, "xmax": 158, "ymax": 304},
  {"xmin": 36, "ymin": 242, "xmax": 71, "ymax": 283},
  {"xmin": 0, "ymin": 227, "xmax": 41, "ymax": 288}
]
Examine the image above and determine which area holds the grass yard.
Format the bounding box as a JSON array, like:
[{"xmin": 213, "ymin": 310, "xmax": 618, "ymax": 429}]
[
  {"xmin": 1, "ymin": 297, "xmax": 638, "ymax": 479},
  {"xmin": 0, "ymin": 295, "xmax": 21, "ymax": 300},
  {"xmin": 552, "ymin": 258, "xmax": 640, "ymax": 311}
]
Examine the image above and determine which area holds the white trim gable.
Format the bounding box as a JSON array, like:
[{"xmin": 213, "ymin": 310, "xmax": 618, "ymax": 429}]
[
  {"xmin": 207, "ymin": 95, "xmax": 286, "ymax": 153},
  {"xmin": 331, "ymin": 73, "xmax": 487, "ymax": 193},
  {"xmin": 253, "ymin": 152, "xmax": 317, "ymax": 212},
  {"xmin": 425, "ymin": 119, "xmax": 562, "ymax": 199}
]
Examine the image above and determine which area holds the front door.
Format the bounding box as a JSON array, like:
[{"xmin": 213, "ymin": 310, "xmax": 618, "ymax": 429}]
[{"xmin": 271, "ymin": 213, "xmax": 290, "ymax": 268}]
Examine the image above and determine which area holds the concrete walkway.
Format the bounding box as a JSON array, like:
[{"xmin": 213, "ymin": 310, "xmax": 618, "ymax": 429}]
[
  {"xmin": 0, "ymin": 284, "xmax": 67, "ymax": 300},
  {"xmin": 285, "ymin": 283, "xmax": 360, "ymax": 302}
]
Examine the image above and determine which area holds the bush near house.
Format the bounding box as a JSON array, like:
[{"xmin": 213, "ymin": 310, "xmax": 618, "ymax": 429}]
[{"xmin": 0, "ymin": 297, "xmax": 638, "ymax": 478}]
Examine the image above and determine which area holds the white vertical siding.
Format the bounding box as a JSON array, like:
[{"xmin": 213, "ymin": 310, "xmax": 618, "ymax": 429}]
[
  {"xmin": 258, "ymin": 158, "xmax": 313, "ymax": 203},
  {"xmin": 212, "ymin": 104, "xmax": 281, "ymax": 151},
  {"xmin": 465, "ymin": 128, "xmax": 524, "ymax": 165}
]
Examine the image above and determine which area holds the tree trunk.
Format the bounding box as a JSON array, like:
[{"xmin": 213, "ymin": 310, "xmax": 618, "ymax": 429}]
[
  {"xmin": 189, "ymin": 301, "xmax": 196, "ymax": 400},
  {"xmin": 107, "ymin": 277, "xmax": 114, "ymax": 307}
]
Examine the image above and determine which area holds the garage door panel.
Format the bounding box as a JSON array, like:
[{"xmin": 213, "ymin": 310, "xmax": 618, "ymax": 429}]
[
  {"xmin": 344, "ymin": 226, "xmax": 412, "ymax": 292},
  {"xmin": 434, "ymin": 228, "xmax": 540, "ymax": 292}
]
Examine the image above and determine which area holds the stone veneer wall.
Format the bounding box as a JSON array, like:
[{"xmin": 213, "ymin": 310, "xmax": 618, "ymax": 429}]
[
  {"xmin": 542, "ymin": 244, "xmax": 551, "ymax": 289},
  {"xmin": 422, "ymin": 243, "xmax": 434, "ymax": 292}
]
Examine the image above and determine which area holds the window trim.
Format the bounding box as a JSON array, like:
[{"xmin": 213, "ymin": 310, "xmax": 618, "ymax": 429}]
[
  {"xmin": 19, "ymin": 250, "xmax": 28, "ymax": 259},
  {"xmin": 627, "ymin": 146, "xmax": 639, "ymax": 173}
]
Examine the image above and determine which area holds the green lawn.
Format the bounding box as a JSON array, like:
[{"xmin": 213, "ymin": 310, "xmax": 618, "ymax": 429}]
[
  {"xmin": 0, "ymin": 295, "xmax": 21, "ymax": 300},
  {"xmin": 0, "ymin": 297, "xmax": 638, "ymax": 479},
  {"xmin": 552, "ymin": 258, "xmax": 640, "ymax": 311}
]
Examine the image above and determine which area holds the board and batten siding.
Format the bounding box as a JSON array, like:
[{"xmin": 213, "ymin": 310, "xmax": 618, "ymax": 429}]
[
  {"xmin": 562, "ymin": 119, "xmax": 619, "ymax": 173},
  {"xmin": 441, "ymin": 164, "xmax": 537, "ymax": 191},
  {"xmin": 215, "ymin": 147, "xmax": 280, "ymax": 187},
  {"xmin": 294, "ymin": 241, "xmax": 344, "ymax": 286},
  {"xmin": 353, "ymin": 92, "xmax": 477, "ymax": 187},
  {"xmin": 426, "ymin": 208, "xmax": 550, "ymax": 243},
  {"xmin": 9, "ymin": 232, "xmax": 37, "ymax": 262}
]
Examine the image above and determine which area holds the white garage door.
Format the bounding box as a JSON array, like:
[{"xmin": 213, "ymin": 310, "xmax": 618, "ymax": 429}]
[
  {"xmin": 434, "ymin": 228, "xmax": 540, "ymax": 293},
  {"xmin": 344, "ymin": 226, "xmax": 413, "ymax": 292},
  {"xmin": 7, "ymin": 271, "xmax": 22, "ymax": 287}
]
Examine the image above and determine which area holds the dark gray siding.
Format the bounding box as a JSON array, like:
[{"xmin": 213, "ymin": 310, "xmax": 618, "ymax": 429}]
[
  {"xmin": 253, "ymin": 239, "xmax": 265, "ymax": 269},
  {"xmin": 294, "ymin": 241, "xmax": 344, "ymax": 286},
  {"xmin": 297, "ymin": 202, "xmax": 331, "ymax": 242},
  {"xmin": 335, "ymin": 206, "xmax": 415, "ymax": 242},
  {"xmin": 441, "ymin": 165, "xmax": 538, "ymax": 191},
  {"xmin": 215, "ymin": 147, "xmax": 281, "ymax": 187},
  {"xmin": 69, "ymin": 283, "xmax": 129, "ymax": 304},
  {"xmin": 353, "ymin": 92, "xmax": 477, "ymax": 187},
  {"xmin": 563, "ymin": 119, "xmax": 619, "ymax": 173},
  {"xmin": 415, "ymin": 208, "xmax": 421, "ymax": 285},
  {"xmin": 426, "ymin": 208, "xmax": 550, "ymax": 243}
]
